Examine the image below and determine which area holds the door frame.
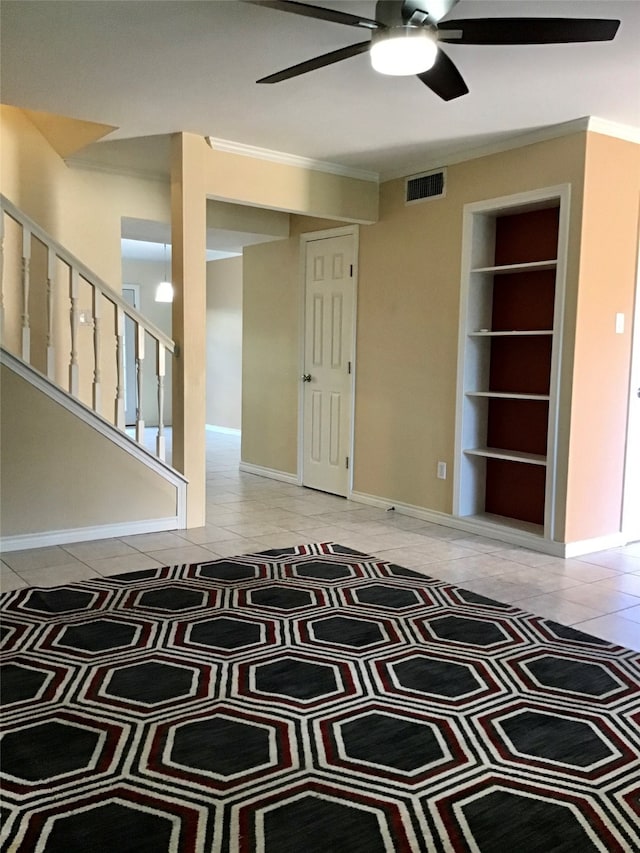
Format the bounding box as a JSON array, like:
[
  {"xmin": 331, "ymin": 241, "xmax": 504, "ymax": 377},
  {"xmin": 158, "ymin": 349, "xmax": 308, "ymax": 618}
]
[{"xmin": 297, "ymin": 225, "xmax": 359, "ymax": 496}]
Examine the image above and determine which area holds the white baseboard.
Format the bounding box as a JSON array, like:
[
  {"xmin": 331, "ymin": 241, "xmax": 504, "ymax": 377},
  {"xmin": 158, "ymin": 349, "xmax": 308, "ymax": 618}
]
[
  {"xmin": 239, "ymin": 462, "xmax": 300, "ymax": 485},
  {"xmin": 350, "ymin": 490, "xmax": 567, "ymax": 555},
  {"xmin": 350, "ymin": 490, "xmax": 630, "ymax": 558},
  {"xmin": 563, "ymin": 533, "xmax": 626, "ymax": 558},
  {"xmin": 206, "ymin": 424, "xmax": 241, "ymax": 436},
  {"xmin": 1, "ymin": 517, "xmax": 182, "ymax": 552}
]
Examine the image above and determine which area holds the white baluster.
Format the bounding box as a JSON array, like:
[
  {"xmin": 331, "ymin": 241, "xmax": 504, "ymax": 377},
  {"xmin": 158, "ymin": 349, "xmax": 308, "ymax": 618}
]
[
  {"xmin": 46, "ymin": 247, "xmax": 56, "ymax": 379},
  {"xmin": 92, "ymin": 288, "xmax": 101, "ymax": 412},
  {"xmin": 69, "ymin": 268, "xmax": 79, "ymax": 395},
  {"xmin": 135, "ymin": 322, "xmax": 145, "ymax": 444},
  {"xmin": 156, "ymin": 342, "xmax": 166, "ymax": 460},
  {"xmin": 21, "ymin": 227, "xmax": 31, "ymax": 362},
  {"xmin": 115, "ymin": 306, "xmax": 125, "ymax": 428},
  {"xmin": 0, "ymin": 211, "xmax": 5, "ymax": 340}
]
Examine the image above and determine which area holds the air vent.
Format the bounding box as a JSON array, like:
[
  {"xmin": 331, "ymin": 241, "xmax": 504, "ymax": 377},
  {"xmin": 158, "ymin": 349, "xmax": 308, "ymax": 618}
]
[{"xmin": 405, "ymin": 168, "xmax": 446, "ymax": 204}]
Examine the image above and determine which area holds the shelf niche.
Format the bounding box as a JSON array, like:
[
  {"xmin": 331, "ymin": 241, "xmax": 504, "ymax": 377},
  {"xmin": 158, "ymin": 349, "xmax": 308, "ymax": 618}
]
[{"xmin": 455, "ymin": 188, "xmax": 567, "ymax": 541}]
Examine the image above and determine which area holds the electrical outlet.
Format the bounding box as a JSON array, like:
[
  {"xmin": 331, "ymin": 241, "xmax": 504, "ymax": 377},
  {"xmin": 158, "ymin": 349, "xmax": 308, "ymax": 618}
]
[{"xmin": 437, "ymin": 461, "xmax": 447, "ymax": 480}]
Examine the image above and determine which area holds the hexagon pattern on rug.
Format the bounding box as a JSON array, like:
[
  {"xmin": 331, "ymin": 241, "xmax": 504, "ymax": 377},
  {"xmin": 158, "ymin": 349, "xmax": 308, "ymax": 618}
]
[{"xmin": 1, "ymin": 542, "xmax": 639, "ymax": 853}]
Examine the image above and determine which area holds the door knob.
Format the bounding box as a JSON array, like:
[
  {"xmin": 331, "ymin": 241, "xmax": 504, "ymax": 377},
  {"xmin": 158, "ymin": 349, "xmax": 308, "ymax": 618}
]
[{"xmin": 301, "ymin": 374, "xmax": 312, "ymax": 382}]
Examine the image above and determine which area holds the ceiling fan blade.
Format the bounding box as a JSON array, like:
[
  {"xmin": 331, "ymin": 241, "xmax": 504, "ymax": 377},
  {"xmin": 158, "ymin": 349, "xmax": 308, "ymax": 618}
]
[
  {"xmin": 257, "ymin": 41, "xmax": 371, "ymax": 83},
  {"xmin": 417, "ymin": 49, "xmax": 468, "ymax": 100},
  {"xmin": 244, "ymin": 0, "xmax": 381, "ymax": 30},
  {"xmin": 439, "ymin": 17, "xmax": 620, "ymax": 45}
]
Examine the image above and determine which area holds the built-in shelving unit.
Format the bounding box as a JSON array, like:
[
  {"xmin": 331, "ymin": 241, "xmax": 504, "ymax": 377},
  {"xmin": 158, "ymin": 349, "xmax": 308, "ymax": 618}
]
[{"xmin": 454, "ymin": 185, "xmax": 569, "ymax": 546}]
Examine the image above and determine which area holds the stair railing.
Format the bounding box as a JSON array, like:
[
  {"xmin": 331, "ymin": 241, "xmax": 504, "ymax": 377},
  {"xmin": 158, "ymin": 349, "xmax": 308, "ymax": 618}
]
[{"xmin": 0, "ymin": 195, "xmax": 175, "ymax": 462}]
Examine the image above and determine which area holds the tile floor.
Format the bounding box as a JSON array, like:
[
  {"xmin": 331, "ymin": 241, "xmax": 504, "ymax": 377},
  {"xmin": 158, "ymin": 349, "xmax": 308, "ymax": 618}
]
[{"xmin": 2, "ymin": 431, "xmax": 639, "ymax": 651}]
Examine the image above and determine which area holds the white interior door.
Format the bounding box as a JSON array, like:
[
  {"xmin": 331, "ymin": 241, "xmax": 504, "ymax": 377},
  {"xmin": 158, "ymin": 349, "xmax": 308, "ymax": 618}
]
[{"xmin": 302, "ymin": 234, "xmax": 355, "ymax": 496}]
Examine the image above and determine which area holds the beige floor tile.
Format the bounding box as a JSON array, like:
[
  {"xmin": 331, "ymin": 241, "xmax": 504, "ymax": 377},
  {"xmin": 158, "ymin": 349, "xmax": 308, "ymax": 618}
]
[
  {"xmin": 203, "ymin": 539, "xmax": 265, "ymax": 558},
  {"xmin": 618, "ymin": 603, "xmax": 640, "ymax": 623},
  {"xmin": 490, "ymin": 565, "xmax": 583, "ymax": 592},
  {"xmin": 143, "ymin": 545, "xmax": 220, "ymax": 565},
  {"xmin": 550, "ymin": 583, "xmax": 640, "ymax": 614},
  {"xmin": 512, "ymin": 593, "xmax": 606, "ymax": 626},
  {"xmin": 572, "ymin": 614, "xmax": 640, "ymax": 651},
  {"xmin": 495, "ymin": 548, "xmax": 558, "ymax": 568},
  {"xmin": 362, "ymin": 546, "xmax": 438, "ymax": 567},
  {"xmin": 461, "ymin": 576, "xmax": 555, "ymax": 605},
  {"xmin": 1, "ymin": 564, "xmax": 27, "ymax": 591},
  {"xmin": 119, "ymin": 532, "xmax": 193, "ymax": 551},
  {"xmin": 63, "ymin": 539, "xmax": 140, "ymax": 561},
  {"xmin": 84, "ymin": 553, "xmax": 167, "ymax": 574},
  {"xmin": 2, "ymin": 546, "xmax": 85, "ymax": 572},
  {"xmin": 221, "ymin": 522, "xmax": 292, "ymax": 538},
  {"xmin": 250, "ymin": 532, "xmax": 317, "ymax": 549},
  {"xmin": 17, "ymin": 563, "xmax": 102, "ymax": 587},
  {"xmin": 288, "ymin": 526, "xmax": 353, "ymax": 543},
  {"xmin": 579, "ymin": 551, "xmax": 640, "ymax": 573},
  {"xmin": 175, "ymin": 526, "xmax": 246, "ymax": 545},
  {"xmin": 539, "ymin": 559, "xmax": 620, "ymax": 582},
  {"xmin": 586, "ymin": 573, "xmax": 640, "ymax": 599}
]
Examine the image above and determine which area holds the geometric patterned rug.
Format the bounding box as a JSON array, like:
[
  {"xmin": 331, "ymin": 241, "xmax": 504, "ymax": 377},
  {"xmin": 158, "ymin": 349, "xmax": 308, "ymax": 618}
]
[{"xmin": 1, "ymin": 542, "xmax": 639, "ymax": 852}]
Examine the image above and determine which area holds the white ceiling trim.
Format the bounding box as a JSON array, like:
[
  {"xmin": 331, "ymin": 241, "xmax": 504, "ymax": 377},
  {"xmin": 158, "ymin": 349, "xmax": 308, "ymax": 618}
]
[
  {"xmin": 205, "ymin": 136, "xmax": 380, "ymax": 184},
  {"xmin": 586, "ymin": 117, "xmax": 640, "ymax": 144},
  {"xmin": 381, "ymin": 116, "xmax": 640, "ymax": 182}
]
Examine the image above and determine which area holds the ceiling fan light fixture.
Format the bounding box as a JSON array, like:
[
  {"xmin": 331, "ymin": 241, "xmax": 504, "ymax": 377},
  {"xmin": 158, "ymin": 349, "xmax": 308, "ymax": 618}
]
[{"xmin": 370, "ymin": 27, "xmax": 438, "ymax": 76}]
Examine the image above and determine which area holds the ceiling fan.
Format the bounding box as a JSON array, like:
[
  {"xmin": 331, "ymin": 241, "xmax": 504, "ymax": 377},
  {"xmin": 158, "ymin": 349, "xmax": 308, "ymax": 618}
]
[{"xmin": 244, "ymin": 0, "xmax": 620, "ymax": 101}]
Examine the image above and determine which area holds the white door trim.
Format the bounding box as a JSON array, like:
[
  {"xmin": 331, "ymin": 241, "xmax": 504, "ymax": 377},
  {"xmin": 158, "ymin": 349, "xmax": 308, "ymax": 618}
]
[{"xmin": 298, "ymin": 225, "xmax": 359, "ymax": 497}]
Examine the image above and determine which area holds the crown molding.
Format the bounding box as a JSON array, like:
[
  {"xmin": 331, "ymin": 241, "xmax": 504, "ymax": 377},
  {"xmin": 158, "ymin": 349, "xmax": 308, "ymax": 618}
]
[
  {"xmin": 205, "ymin": 136, "xmax": 379, "ymax": 184},
  {"xmin": 381, "ymin": 116, "xmax": 640, "ymax": 183},
  {"xmin": 586, "ymin": 116, "xmax": 640, "ymax": 144}
]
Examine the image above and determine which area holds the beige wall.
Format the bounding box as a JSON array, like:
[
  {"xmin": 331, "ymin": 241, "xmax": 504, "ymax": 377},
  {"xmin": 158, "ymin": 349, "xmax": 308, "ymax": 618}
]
[
  {"xmin": 0, "ymin": 365, "xmax": 177, "ymax": 537},
  {"xmin": 1, "ymin": 106, "xmax": 171, "ymax": 423},
  {"xmin": 564, "ymin": 133, "xmax": 640, "ymax": 541},
  {"xmin": 356, "ymin": 135, "xmax": 587, "ymax": 527},
  {"xmin": 242, "ymin": 216, "xmax": 346, "ymax": 473},
  {"xmin": 1, "ymin": 106, "xmax": 170, "ymax": 288},
  {"xmin": 203, "ymin": 141, "xmax": 378, "ymax": 224},
  {"xmin": 242, "ymin": 135, "xmax": 609, "ymax": 541},
  {"xmin": 121, "ymin": 258, "xmax": 173, "ymax": 426},
  {"xmin": 206, "ymin": 257, "xmax": 243, "ymax": 431}
]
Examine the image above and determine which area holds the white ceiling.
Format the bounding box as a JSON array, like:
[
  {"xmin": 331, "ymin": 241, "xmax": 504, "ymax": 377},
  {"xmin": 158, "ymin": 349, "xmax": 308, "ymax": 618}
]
[{"xmin": 2, "ymin": 0, "xmax": 639, "ymax": 180}]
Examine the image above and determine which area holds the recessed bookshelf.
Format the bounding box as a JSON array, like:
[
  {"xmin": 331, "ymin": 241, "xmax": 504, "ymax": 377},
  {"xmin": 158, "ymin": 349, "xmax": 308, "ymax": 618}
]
[{"xmin": 454, "ymin": 187, "xmax": 568, "ymax": 542}]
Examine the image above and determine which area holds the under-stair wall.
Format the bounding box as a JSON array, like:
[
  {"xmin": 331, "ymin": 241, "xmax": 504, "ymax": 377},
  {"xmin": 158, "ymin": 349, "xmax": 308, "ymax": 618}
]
[{"xmin": 0, "ymin": 350, "xmax": 187, "ymax": 550}]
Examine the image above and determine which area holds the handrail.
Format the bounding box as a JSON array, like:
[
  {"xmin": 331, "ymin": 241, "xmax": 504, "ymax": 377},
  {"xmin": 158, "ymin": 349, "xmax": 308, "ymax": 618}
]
[
  {"xmin": 0, "ymin": 193, "xmax": 176, "ymax": 462},
  {"xmin": 0, "ymin": 194, "xmax": 174, "ymax": 352}
]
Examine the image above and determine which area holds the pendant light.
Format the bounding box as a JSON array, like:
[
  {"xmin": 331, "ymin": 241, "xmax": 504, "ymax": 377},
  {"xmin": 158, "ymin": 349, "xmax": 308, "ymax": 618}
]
[{"xmin": 155, "ymin": 243, "xmax": 173, "ymax": 303}]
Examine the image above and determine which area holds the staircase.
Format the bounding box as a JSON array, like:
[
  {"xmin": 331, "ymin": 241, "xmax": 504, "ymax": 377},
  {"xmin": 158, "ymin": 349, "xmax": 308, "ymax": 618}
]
[{"xmin": 0, "ymin": 195, "xmax": 187, "ymax": 550}]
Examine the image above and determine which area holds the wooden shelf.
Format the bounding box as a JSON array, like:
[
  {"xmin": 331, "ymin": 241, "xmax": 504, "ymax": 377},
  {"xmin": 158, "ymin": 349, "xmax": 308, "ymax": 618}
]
[
  {"xmin": 472, "ymin": 259, "xmax": 557, "ymax": 275},
  {"xmin": 466, "ymin": 391, "xmax": 550, "ymax": 401},
  {"xmin": 464, "ymin": 447, "xmax": 547, "ymax": 466},
  {"xmin": 469, "ymin": 330, "xmax": 553, "ymax": 337}
]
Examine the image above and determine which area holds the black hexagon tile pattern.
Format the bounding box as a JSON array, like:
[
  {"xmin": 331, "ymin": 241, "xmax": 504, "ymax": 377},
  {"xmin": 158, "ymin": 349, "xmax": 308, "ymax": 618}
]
[{"xmin": 1, "ymin": 542, "xmax": 639, "ymax": 852}]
